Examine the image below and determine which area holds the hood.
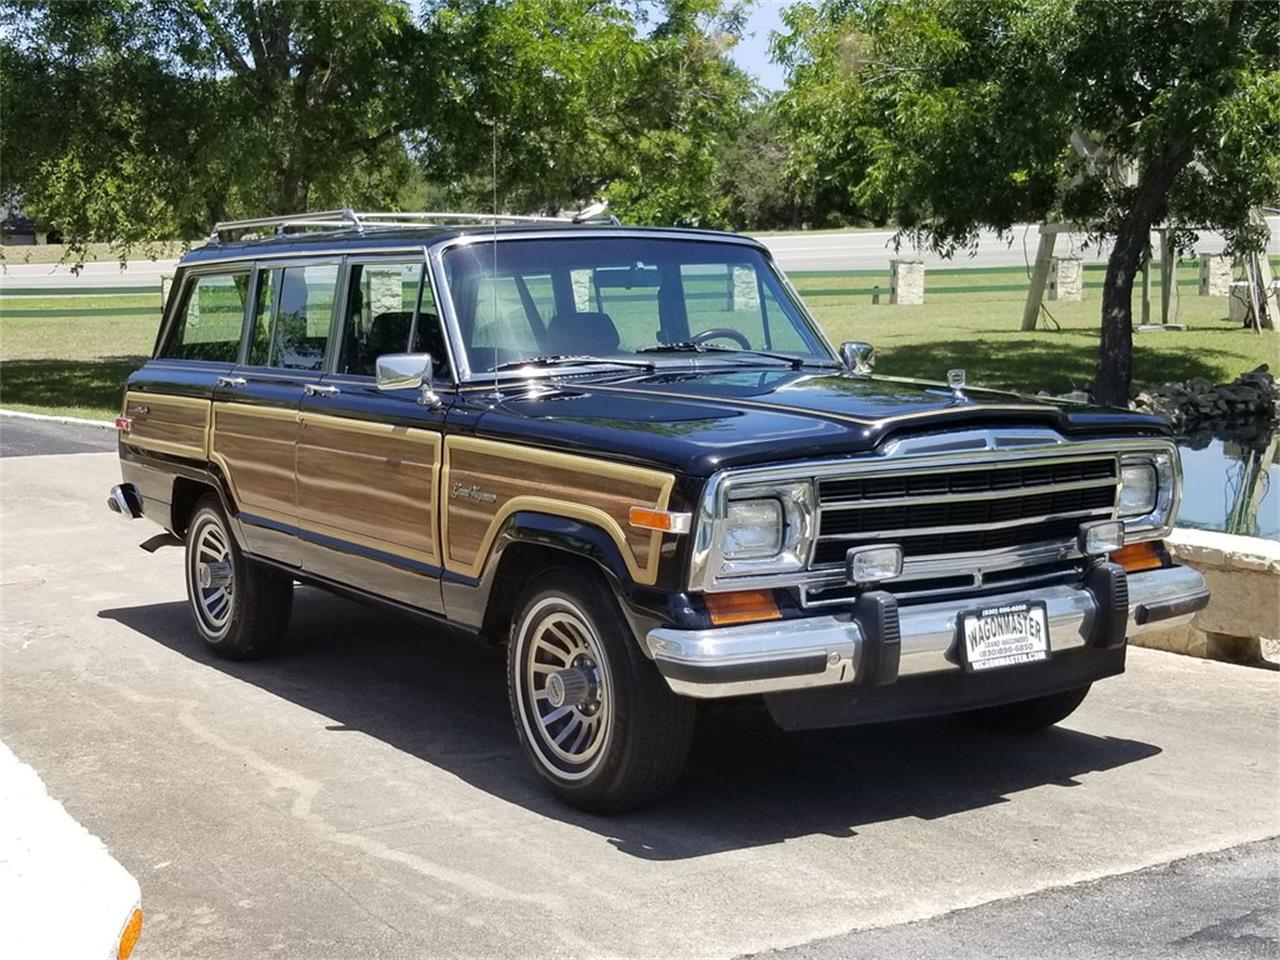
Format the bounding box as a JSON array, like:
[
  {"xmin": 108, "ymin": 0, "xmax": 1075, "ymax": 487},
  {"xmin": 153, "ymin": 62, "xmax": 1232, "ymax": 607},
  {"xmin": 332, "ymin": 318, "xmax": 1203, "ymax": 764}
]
[{"xmin": 465, "ymin": 367, "xmax": 1170, "ymax": 476}]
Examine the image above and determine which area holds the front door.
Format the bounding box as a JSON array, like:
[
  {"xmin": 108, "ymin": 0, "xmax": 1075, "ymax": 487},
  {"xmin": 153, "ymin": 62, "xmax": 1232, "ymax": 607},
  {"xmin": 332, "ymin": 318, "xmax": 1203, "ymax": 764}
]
[
  {"xmin": 210, "ymin": 260, "xmax": 340, "ymax": 567},
  {"xmin": 296, "ymin": 257, "xmax": 451, "ymax": 613}
]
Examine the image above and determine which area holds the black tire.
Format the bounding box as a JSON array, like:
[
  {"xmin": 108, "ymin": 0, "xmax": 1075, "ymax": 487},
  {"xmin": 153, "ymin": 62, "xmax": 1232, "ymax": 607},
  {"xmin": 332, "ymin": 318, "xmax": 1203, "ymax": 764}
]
[
  {"xmin": 507, "ymin": 567, "xmax": 695, "ymax": 812},
  {"xmin": 184, "ymin": 495, "xmax": 293, "ymax": 660},
  {"xmin": 961, "ymin": 684, "xmax": 1092, "ymax": 733}
]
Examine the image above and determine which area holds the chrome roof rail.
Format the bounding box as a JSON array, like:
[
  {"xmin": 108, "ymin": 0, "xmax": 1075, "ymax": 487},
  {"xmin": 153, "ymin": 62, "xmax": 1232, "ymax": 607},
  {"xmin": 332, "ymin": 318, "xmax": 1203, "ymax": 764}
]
[
  {"xmin": 208, "ymin": 205, "xmax": 615, "ymax": 243},
  {"xmin": 209, "ymin": 209, "xmax": 364, "ymax": 243}
]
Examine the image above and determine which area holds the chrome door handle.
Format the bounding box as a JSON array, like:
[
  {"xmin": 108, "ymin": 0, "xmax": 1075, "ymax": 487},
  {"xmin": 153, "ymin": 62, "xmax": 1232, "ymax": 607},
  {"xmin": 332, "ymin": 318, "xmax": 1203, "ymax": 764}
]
[
  {"xmin": 217, "ymin": 376, "xmax": 247, "ymax": 388},
  {"xmin": 304, "ymin": 384, "xmax": 340, "ymax": 397}
]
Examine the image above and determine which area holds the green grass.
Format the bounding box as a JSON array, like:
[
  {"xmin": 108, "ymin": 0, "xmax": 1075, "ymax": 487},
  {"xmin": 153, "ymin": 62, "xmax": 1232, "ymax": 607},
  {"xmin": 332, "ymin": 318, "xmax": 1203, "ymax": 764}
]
[{"xmin": 1, "ymin": 265, "xmax": 1277, "ymax": 421}]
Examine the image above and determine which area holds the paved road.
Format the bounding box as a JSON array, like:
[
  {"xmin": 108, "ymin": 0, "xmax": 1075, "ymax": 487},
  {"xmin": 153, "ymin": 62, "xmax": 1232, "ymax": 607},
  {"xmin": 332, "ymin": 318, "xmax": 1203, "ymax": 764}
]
[
  {"xmin": 758, "ymin": 838, "xmax": 1279, "ymax": 960},
  {"xmin": 2, "ymin": 219, "xmax": 1275, "ymax": 288},
  {"xmin": 0, "ymin": 415, "xmax": 114, "ymax": 457},
  {"xmin": 1, "ymin": 434, "xmax": 1277, "ymax": 958}
]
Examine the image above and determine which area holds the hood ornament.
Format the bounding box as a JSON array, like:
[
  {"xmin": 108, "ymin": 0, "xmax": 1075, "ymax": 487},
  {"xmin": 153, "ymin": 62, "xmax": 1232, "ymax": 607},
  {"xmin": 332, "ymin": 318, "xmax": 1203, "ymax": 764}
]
[{"xmin": 947, "ymin": 368, "xmax": 967, "ymax": 400}]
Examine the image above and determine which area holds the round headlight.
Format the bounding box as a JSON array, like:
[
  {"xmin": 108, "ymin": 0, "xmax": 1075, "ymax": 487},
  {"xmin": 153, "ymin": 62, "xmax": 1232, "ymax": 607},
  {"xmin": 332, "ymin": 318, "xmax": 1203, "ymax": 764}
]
[
  {"xmin": 1118, "ymin": 462, "xmax": 1158, "ymax": 517},
  {"xmin": 722, "ymin": 498, "xmax": 784, "ymax": 559}
]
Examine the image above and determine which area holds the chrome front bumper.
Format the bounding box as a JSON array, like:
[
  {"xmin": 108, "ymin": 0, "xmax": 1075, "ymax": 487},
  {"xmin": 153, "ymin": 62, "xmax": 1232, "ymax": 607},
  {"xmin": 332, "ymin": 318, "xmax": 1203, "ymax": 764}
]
[{"xmin": 645, "ymin": 564, "xmax": 1209, "ymax": 699}]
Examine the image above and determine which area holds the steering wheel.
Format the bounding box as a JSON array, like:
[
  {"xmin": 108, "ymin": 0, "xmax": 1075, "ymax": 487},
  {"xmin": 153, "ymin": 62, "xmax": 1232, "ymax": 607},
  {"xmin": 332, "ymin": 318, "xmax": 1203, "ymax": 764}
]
[{"xmin": 688, "ymin": 327, "xmax": 752, "ymax": 349}]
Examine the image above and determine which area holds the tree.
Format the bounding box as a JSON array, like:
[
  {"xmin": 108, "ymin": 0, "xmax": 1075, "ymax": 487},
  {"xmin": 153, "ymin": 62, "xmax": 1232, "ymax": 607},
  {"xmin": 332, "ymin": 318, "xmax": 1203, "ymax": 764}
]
[
  {"xmin": 1, "ymin": 0, "xmax": 431, "ymax": 256},
  {"xmin": 775, "ymin": 0, "xmax": 1280, "ymax": 405}
]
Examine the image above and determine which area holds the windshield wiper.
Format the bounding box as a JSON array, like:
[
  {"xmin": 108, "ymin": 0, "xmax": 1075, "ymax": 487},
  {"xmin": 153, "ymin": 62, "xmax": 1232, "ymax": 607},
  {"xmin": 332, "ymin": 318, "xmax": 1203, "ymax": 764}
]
[
  {"xmin": 636, "ymin": 342, "xmax": 836, "ymax": 371},
  {"xmin": 490, "ymin": 354, "xmax": 654, "ymax": 373}
]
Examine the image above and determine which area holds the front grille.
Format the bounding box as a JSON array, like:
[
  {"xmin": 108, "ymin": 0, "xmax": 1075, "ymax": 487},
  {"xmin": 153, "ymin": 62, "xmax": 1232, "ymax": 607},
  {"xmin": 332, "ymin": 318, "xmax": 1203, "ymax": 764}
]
[{"xmin": 812, "ymin": 456, "xmax": 1118, "ymax": 569}]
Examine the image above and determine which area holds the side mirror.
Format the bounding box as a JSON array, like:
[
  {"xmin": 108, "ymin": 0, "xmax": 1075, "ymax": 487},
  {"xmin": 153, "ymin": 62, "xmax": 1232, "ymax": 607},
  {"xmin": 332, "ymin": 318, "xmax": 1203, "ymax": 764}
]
[
  {"xmin": 376, "ymin": 353, "xmax": 441, "ymax": 407},
  {"xmin": 840, "ymin": 341, "xmax": 875, "ymax": 375}
]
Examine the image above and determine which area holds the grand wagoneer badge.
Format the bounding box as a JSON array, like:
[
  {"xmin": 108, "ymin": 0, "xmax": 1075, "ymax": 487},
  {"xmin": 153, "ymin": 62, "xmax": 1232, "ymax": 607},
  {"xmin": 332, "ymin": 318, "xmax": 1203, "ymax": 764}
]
[{"xmin": 450, "ymin": 482, "xmax": 497, "ymax": 504}]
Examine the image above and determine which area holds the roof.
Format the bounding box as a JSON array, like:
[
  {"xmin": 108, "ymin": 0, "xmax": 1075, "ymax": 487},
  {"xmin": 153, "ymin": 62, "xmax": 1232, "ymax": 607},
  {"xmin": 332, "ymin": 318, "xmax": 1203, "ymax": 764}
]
[{"xmin": 178, "ymin": 222, "xmax": 765, "ymax": 266}]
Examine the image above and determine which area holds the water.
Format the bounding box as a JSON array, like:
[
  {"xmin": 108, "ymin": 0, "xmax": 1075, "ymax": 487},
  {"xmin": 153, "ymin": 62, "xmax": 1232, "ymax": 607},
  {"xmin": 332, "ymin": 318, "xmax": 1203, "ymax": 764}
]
[{"xmin": 1176, "ymin": 436, "xmax": 1280, "ymax": 541}]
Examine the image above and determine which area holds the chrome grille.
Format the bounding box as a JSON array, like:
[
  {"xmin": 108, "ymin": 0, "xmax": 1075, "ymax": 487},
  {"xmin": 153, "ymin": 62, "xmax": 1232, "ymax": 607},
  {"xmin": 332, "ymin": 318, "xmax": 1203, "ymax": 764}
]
[{"xmin": 812, "ymin": 456, "xmax": 1118, "ymax": 570}]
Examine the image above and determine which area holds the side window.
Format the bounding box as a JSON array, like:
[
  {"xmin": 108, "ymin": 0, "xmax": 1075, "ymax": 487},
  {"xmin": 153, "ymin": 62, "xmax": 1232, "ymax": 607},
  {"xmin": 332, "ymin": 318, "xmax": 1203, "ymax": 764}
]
[
  {"xmin": 248, "ymin": 263, "xmax": 338, "ymax": 371},
  {"xmin": 161, "ymin": 272, "xmax": 250, "ymax": 362},
  {"xmin": 338, "ymin": 261, "xmax": 451, "ymax": 378}
]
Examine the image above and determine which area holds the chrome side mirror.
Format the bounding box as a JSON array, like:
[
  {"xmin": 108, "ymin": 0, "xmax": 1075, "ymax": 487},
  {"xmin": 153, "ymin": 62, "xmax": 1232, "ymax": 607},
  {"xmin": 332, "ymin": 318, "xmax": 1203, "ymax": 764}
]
[
  {"xmin": 376, "ymin": 353, "xmax": 441, "ymax": 407},
  {"xmin": 840, "ymin": 341, "xmax": 875, "ymax": 375}
]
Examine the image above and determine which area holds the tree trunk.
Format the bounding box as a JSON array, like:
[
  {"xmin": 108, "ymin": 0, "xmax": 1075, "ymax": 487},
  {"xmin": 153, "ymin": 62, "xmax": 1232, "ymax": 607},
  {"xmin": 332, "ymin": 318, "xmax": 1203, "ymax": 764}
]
[
  {"xmin": 280, "ymin": 166, "xmax": 309, "ymax": 214},
  {"xmin": 1093, "ymin": 145, "xmax": 1193, "ymax": 407}
]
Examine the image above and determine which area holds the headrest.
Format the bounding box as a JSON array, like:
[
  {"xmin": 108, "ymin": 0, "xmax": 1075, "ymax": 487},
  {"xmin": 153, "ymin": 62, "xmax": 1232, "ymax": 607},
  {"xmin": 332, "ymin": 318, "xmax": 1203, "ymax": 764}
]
[{"xmin": 545, "ymin": 311, "xmax": 620, "ymax": 355}]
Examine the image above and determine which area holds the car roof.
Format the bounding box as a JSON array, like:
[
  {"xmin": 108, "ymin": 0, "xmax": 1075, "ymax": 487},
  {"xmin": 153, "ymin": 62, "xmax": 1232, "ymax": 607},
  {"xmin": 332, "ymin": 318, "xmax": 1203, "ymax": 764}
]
[{"xmin": 179, "ymin": 223, "xmax": 766, "ymax": 267}]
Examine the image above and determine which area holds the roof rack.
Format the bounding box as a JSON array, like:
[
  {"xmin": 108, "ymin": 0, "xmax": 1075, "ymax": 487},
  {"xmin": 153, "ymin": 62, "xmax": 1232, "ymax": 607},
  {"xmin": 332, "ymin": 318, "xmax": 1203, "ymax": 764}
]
[{"xmin": 209, "ymin": 206, "xmax": 615, "ymax": 243}]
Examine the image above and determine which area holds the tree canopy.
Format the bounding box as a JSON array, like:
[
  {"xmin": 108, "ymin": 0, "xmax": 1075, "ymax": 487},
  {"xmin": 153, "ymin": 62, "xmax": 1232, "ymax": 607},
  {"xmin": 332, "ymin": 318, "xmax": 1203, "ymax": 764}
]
[{"xmin": 775, "ymin": 0, "xmax": 1280, "ymax": 403}]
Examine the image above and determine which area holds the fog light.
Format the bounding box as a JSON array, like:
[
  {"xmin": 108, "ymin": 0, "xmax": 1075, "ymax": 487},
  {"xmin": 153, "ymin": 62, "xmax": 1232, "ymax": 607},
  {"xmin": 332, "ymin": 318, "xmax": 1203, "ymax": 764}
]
[
  {"xmin": 846, "ymin": 545, "xmax": 903, "ymax": 585},
  {"xmin": 1079, "ymin": 519, "xmax": 1125, "ymax": 556}
]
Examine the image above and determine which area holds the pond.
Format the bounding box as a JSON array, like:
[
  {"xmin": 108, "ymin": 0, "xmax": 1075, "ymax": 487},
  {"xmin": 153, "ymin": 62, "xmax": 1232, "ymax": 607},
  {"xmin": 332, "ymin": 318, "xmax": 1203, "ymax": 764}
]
[{"xmin": 1176, "ymin": 434, "xmax": 1280, "ymax": 541}]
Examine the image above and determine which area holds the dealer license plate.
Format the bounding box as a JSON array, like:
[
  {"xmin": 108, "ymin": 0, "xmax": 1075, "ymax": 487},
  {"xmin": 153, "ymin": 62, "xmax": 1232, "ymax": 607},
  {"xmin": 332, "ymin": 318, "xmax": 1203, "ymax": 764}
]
[{"xmin": 959, "ymin": 601, "xmax": 1050, "ymax": 672}]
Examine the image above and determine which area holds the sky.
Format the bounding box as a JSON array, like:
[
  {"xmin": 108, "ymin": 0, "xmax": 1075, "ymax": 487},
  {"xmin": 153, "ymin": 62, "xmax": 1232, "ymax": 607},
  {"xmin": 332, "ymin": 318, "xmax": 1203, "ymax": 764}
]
[{"xmin": 730, "ymin": 0, "xmax": 796, "ymax": 91}]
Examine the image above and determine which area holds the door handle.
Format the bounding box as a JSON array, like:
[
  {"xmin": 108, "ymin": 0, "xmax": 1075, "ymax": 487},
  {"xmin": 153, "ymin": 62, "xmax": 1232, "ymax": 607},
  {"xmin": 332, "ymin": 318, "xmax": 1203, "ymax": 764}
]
[
  {"xmin": 304, "ymin": 384, "xmax": 340, "ymax": 397},
  {"xmin": 217, "ymin": 376, "xmax": 247, "ymax": 388}
]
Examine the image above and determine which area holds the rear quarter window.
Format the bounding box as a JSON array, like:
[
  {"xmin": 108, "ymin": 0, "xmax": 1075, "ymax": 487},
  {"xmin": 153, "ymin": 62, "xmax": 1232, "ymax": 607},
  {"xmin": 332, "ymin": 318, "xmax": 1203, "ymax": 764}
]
[{"xmin": 161, "ymin": 272, "xmax": 251, "ymax": 362}]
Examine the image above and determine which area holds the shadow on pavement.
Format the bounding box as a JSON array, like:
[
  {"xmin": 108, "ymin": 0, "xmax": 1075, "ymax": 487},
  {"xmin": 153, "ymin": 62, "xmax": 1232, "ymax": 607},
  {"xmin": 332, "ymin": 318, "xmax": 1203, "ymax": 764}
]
[{"xmin": 100, "ymin": 588, "xmax": 1162, "ymax": 862}]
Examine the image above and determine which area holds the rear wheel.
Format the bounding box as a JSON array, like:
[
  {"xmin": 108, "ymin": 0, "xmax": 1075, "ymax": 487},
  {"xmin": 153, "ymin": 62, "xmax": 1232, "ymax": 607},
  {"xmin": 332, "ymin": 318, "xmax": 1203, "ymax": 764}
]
[
  {"xmin": 507, "ymin": 569, "xmax": 694, "ymax": 812},
  {"xmin": 184, "ymin": 495, "xmax": 293, "ymax": 659},
  {"xmin": 961, "ymin": 684, "xmax": 1092, "ymax": 733}
]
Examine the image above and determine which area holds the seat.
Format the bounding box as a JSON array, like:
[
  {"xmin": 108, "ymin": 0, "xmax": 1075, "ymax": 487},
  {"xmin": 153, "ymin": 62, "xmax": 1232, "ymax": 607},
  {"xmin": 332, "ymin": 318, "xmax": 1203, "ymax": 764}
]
[
  {"xmin": 359, "ymin": 311, "xmax": 413, "ymax": 374},
  {"xmin": 544, "ymin": 311, "xmax": 620, "ymax": 356}
]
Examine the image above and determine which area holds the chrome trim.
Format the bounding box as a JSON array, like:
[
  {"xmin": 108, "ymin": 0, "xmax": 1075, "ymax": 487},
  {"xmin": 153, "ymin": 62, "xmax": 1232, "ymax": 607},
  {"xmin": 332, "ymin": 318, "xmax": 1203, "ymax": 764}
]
[
  {"xmin": 816, "ymin": 475, "xmax": 1117, "ymax": 510},
  {"xmin": 107, "ymin": 484, "xmax": 142, "ymax": 519},
  {"xmin": 815, "ymin": 507, "xmax": 1114, "ymax": 542},
  {"xmin": 689, "ymin": 433, "xmax": 1179, "ymax": 593},
  {"xmin": 647, "ymin": 563, "xmax": 1208, "ymax": 699}
]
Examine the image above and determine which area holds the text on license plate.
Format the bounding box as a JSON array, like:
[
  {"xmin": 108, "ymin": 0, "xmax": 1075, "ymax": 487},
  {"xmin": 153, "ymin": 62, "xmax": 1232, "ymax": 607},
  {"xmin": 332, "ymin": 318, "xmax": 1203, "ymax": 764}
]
[{"xmin": 961, "ymin": 601, "xmax": 1049, "ymax": 672}]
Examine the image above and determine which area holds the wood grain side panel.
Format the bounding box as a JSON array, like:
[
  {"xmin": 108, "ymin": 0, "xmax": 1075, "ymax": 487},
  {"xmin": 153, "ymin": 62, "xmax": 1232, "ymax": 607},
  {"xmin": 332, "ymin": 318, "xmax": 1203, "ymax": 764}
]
[
  {"xmin": 296, "ymin": 414, "xmax": 440, "ymax": 566},
  {"xmin": 442, "ymin": 437, "xmax": 674, "ymax": 584},
  {"xmin": 122, "ymin": 391, "xmax": 210, "ymax": 459},
  {"xmin": 209, "ymin": 404, "xmax": 298, "ymax": 522}
]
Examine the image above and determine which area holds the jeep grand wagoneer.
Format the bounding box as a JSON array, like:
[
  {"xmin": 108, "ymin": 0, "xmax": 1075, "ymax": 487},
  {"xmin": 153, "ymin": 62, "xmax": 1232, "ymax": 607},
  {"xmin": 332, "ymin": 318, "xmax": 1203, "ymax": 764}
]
[{"xmin": 109, "ymin": 209, "xmax": 1209, "ymax": 811}]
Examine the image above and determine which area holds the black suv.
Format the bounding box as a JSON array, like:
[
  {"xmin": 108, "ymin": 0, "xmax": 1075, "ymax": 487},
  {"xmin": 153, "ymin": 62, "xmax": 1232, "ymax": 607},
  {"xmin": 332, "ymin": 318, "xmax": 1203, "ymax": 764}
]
[{"xmin": 109, "ymin": 209, "xmax": 1209, "ymax": 811}]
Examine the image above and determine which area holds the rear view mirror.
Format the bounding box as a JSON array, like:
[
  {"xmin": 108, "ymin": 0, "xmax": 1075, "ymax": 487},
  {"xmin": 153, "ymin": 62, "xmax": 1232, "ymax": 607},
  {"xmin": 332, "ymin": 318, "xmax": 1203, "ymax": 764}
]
[{"xmin": 376, "ymin": 353, "xmax": 441, "ymax": 407}]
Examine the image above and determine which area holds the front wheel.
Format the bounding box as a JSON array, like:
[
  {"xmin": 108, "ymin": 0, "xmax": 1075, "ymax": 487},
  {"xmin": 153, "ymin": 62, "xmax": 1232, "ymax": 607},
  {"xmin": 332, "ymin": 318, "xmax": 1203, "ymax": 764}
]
[
  {"xmin": 960, "ymin": 684, "xmax": 1092, "ymax": 733},
  {"xmin": 184, "ymin": 495, "xmax": 293, "ymax": 660},
  {"xmin": 507, "ymin": 569, "xmax": 694, "ymax": 812}
]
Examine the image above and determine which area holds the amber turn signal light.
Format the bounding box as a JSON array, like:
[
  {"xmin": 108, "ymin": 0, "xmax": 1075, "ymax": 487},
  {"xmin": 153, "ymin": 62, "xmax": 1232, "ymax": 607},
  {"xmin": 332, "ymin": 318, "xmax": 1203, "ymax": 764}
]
[
  {"xmin": 628, "ymin": 506, "xmax": 691, "ymax": 534},
  {"xmin": 705, "ymin": 589, "xmax": 782, "ymax": 626},
  {"xmin": 1110, "ymin": 541, "xmax": 1164, "ymax": 573},
  {"xmin": 118, "ymin": 908, "xmax": 143, "ymax": 960}
]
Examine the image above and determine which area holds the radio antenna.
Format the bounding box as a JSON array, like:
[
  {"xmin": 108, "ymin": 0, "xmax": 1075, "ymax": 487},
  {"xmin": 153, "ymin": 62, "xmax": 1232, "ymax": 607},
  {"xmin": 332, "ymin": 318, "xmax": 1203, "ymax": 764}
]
[{"xmin": 486, "ymin": 117, "xmax": 501, "ymax": 405}]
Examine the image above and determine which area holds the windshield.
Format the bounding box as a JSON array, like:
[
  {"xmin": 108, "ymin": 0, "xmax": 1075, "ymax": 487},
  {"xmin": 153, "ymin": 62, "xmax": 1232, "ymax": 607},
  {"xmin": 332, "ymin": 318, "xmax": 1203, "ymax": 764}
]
[{"xmin": 441, "ymin": 237, "xmax": 830, "ymax": 375}]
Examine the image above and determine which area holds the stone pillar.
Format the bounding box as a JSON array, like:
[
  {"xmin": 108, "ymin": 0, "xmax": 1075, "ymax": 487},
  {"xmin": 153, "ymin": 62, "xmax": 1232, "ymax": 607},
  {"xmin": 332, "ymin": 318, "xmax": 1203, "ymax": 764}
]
[
  {"xmin": 571, "ymin": 269, "xmax": 592, "ymax": 312},
  {"xmin": 369, "ymin": 271, "xmax": 402, "ymax": 318},
  {"xmin": 731, "ymin": 266, "xmax": 759, "ymax": 311},
  {"xmin": 1198, "ymin": 253, "xmax": 1234, "ymax": 297},
  {"xmin": 1048, "ymin": 257, "xmax": 1082, "ymax": 301},
  {"xmin": 889, "ymin": 259, "xmax": 924, "ymax": 305},
  {"xmin": 160, "ymin": 274, "xmax": 174, "ymax": 312}
]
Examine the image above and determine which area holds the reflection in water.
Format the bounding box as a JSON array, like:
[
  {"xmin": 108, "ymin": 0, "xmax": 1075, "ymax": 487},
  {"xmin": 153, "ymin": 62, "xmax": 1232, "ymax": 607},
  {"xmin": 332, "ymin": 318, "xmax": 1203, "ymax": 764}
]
[{"xmin": 1177, "ymin": 433, "xmax": 1280, "ymax": 540}]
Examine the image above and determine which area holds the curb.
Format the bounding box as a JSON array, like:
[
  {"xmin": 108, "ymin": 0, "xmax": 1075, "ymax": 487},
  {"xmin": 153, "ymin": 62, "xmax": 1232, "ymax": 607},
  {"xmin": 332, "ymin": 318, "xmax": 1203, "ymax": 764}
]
[{"xmin": 0, "ymin": 408, "xmax": 115, "ymax": 430}]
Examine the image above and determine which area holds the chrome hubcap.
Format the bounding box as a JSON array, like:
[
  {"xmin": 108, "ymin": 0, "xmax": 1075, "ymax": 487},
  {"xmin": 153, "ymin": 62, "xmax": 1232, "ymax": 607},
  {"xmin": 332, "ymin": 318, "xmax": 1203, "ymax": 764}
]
[
  {"xmin": 188, "ymin": 516, "xmax": 234, "ymax": 636},
  {"xmin": 522, "ymin": 606, "xmax": 611, "ymax": 772}
]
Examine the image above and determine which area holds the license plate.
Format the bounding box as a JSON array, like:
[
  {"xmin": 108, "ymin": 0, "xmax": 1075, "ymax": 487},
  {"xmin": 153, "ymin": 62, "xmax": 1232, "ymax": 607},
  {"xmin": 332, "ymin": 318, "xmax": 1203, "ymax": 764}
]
[{"xmin": 959, "ymin": 601, "xmax": 1050, "ymax": 672}]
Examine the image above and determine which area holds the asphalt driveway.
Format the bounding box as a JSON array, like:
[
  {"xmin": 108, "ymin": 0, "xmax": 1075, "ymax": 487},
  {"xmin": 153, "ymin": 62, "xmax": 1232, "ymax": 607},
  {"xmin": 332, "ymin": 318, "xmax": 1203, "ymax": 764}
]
[{"xmin": 1, "ymin": 442, "xmax": 1277, "ymax": 958}]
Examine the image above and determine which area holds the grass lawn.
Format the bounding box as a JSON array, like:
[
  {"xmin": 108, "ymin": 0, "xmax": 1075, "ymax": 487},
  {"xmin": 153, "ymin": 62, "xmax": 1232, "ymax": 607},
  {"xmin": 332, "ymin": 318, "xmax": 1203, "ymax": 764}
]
[{"xmin": 1, "ymin": 262, "xmax": 1276, "ymax": 420}]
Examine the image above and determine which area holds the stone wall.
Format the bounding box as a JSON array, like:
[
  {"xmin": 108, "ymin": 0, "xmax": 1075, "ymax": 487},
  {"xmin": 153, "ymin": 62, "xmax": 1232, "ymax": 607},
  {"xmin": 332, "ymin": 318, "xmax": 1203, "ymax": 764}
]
[{"xmin": 1130, "ymin": 528, "xmax": 1280, "ymax": 667}]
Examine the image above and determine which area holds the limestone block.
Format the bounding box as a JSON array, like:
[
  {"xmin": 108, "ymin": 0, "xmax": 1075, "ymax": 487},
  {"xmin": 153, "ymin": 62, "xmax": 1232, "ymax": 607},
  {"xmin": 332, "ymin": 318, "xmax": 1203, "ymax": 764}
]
[
  {"xmin": 161, "ymin": 274, "xmax": 174, "ymax": 312},
  {"xmin": 889, "ymin": 260, "xmax": 924, "ymax": 305},
  {"xmin": 571, "ymin": 269, "xmax": 592, "ymax": 312},
  {"xmin": 1048, "ymin": 257, "xmax": 1082, "ymax": 301},
  {"xmin": 1165, "ymin": 527, "xmax": 1280, "ymax": 640},
  {"xmin": 369, "ymin": 271, "xmax": 403, "ymax": 318},
  {"xmin": 732, "ymin": 266, "xmax": 759, "ymax": 311},
  {"xmin": 1198, "ymin": 253, "xmax": 1234, "ymax": 297}
]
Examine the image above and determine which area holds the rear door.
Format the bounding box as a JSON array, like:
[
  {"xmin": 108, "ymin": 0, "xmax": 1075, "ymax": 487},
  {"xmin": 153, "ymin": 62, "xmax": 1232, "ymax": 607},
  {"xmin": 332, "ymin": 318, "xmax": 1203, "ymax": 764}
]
[
  {"xmin": 210, "ymin": 260, "xmax": 340, "ymax": 567},
  {"xmin": 296, "ymin": 256, "xmax": 452, "ymax": 613}
]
